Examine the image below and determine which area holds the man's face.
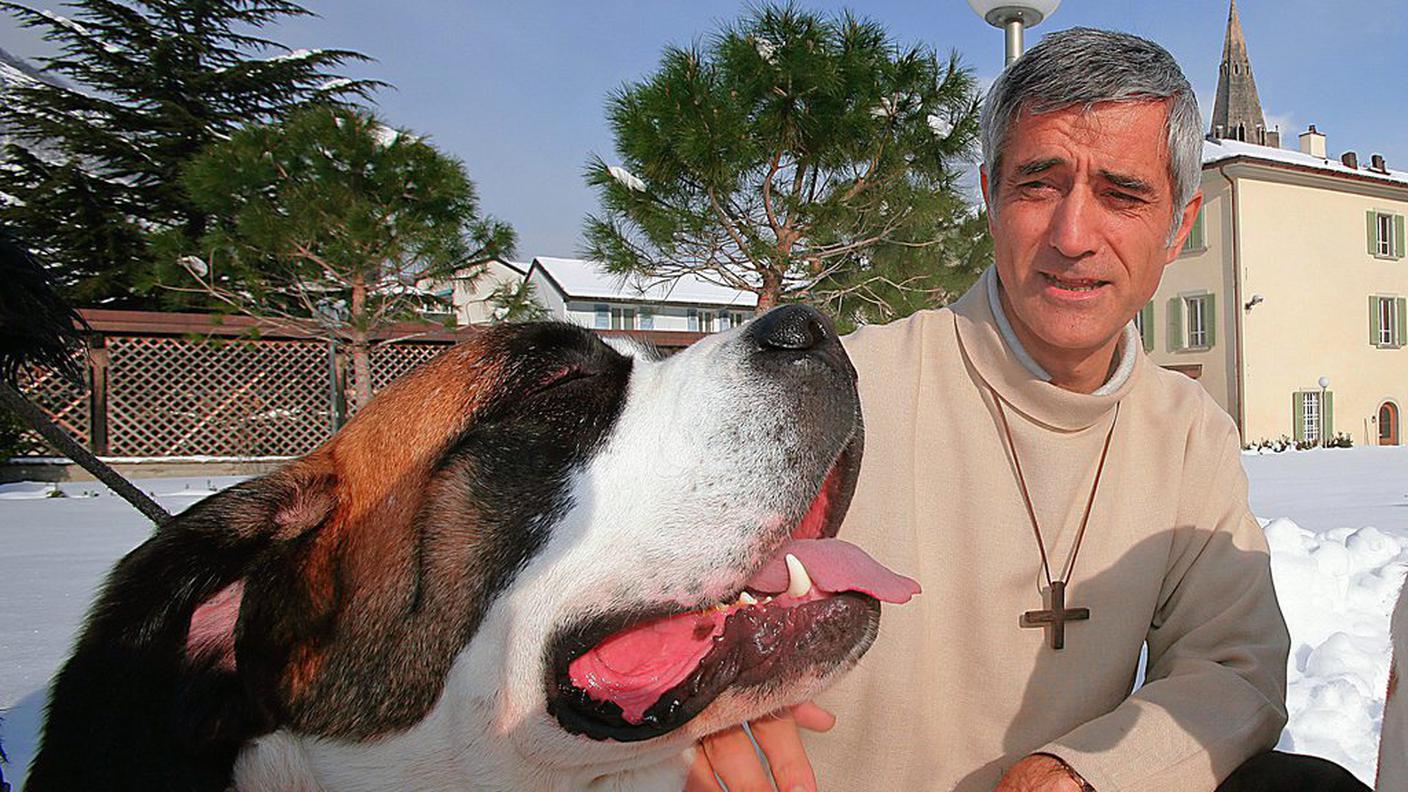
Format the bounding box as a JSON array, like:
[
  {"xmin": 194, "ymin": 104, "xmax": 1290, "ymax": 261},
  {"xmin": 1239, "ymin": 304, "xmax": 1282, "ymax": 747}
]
[{"xmin": 981, "ymin": 99, "xmax": 1202, "ymax": 361}]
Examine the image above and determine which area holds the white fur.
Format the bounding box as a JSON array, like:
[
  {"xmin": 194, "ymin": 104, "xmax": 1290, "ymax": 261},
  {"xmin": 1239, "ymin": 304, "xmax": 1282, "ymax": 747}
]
[
  {"xmin": 236, "ymin": 322, "xmax": 861, "ymax": 791},
  {"xmin": 1380, "ymin": 580, "xmax": 1408, "ymax": 791}
]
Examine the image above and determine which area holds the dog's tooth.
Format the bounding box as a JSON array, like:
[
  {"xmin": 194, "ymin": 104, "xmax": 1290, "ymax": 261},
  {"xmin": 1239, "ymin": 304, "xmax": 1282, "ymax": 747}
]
[
  {"xmin": 785, "ymin": 553, "xmax": 812, "ymax": 598},
  {"xmin": 738, "ymin": 591, "xmax": 758, "ymax": 606}
]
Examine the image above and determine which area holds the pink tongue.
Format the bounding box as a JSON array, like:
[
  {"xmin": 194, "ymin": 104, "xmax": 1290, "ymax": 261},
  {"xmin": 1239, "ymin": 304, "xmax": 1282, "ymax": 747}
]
[
  {"xmin": 745, "ymin": 538, "xmax": 922, "ymax": 603},
  {"xmin": 569, "ymin": 609, "xmax": 726, "ymax": 724},
  {"xmin": 566, "ymin": 538, "xmax": 921, "ymax": 725}
]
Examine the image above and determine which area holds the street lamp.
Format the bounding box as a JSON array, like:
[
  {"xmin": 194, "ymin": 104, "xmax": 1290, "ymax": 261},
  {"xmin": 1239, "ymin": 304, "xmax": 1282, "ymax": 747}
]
[
  {"xmin": 967, "ymin": 0, "xmax": 1062, "ymax": 66},
  {"xmin": 1317, "ymin": 376, "xmax": 1330, "ymax": 448}
]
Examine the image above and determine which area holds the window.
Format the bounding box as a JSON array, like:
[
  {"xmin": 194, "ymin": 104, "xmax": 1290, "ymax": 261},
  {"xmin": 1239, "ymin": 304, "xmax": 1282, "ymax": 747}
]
[
  {"xmin": 1370, "ymin": 295, "xmax": 1406, "ymax": 348},
  {"xmin": 698, "ymin": 311, "xmax": 716, "ymax": 333},
  {"xmin": 610, "ymin": 307, "xmax": 636, "ymax": 331},
  {"xmin": 1166, "ymin": 293, "xmax": 1215, "ymax": 352},
  {"xmin": 1301, "ymin": 391, "xmax": 1321, "ymax": 445},
  {"xmin": 1369, "ymin": 211, "xmax": 1405, "ymax": 260},
  {"xmin": 1186, "ymin": 295, "xmax": 1209, "ymax": 348},
  {"xmin": 730, "ymin": 311, "xmax": 751, "ymax": 328},
  {"xmin": 593, "ymin": 303, "xmax": 609, "ymax": 329},
  {"xmin": 639, "ymin": 308, "xmax": 654, "ymax": 330},
  {"xmin": 1294, "ymin": 389, "xmax": 1335, "ymax": 445},
  {"xmin": 687, "ymin": 309, "xmax": 698, "ymax": 331},
  {"xmin": 1181, "ymin": 207, "xmax": 1205, "ymax": 254}
]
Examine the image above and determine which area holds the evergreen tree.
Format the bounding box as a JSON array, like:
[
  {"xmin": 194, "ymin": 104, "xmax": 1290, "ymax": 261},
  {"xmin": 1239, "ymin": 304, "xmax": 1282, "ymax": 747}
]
[
  {"xmin": 165, "ymin": 105, "xmax": 514, "ymax": 407},
  {"xmin": 0, "ymin": 0, "xmax": 380, "ymax": 307},
  {"xmin": 584, "ymin": 3, "xmax": 987, "ymax": 324}
]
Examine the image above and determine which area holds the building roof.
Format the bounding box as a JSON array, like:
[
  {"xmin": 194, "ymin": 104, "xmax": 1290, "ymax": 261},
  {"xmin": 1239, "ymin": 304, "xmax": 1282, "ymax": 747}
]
[
  {"xmin": 1202, "ymin": 137, "xmax": 1408, "ymax": 190},
  {"xmin": 528, "ymin": 256, "xmax": 759, "ymax": 308}
]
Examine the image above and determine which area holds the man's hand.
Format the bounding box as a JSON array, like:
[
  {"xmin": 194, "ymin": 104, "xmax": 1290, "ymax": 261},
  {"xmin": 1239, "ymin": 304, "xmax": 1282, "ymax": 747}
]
[
  {"xmin": 684, "ymin": 700, "xmax": 835, "ymax": 792},
  {"xmin": 995, "ymin": 754, "xmax": 1090, "ymax": 792}
]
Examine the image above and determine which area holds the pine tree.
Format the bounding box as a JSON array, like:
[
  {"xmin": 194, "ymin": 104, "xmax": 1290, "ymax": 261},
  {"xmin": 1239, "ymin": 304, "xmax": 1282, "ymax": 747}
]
[
  {"xmin": 166, "ymin": 105, "xmax": 514, "ymax": 408},
  {"xmin": 584, "ymin": 3, "xmax": 987, "ymax": 325},
  {"xmin": 0, "ymin": 0, "xmax": 380, "ymax": 307}
]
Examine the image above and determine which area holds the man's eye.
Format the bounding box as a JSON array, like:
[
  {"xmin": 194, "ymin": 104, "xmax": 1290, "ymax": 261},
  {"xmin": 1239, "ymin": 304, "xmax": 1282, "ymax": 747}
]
[{"xmin": 1106, "ymin": 191, "xmax": 1145, "ymax": 205}]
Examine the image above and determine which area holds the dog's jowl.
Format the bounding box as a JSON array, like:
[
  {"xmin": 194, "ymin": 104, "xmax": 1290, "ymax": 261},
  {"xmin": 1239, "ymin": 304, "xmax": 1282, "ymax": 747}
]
[{"xmin": 29, "ymin": 305, "xmax": 919, "ymax": 792}]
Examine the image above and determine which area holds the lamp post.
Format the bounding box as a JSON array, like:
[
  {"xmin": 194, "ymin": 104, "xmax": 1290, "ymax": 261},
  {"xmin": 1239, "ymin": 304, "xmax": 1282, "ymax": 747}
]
[
  {"xmin": 966, "ymin": 1, "xmax": 1062, "ymax": 66},
  {"xmin": 1317, "ymin": 376, "xmax": 1330, "ymax": 448}
]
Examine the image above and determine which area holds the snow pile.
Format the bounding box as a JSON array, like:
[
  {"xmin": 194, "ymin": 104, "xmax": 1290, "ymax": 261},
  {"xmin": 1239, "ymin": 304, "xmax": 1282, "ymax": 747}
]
[{"xmin": 1264, "ymin": 518, "xmax": 1405, "ymax": 782}]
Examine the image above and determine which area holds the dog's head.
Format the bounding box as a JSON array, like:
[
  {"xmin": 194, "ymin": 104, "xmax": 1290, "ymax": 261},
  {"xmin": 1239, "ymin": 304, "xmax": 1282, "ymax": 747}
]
[{"xmin": 121, "ymin": 306, "xmax": 916, "ymax": 778}]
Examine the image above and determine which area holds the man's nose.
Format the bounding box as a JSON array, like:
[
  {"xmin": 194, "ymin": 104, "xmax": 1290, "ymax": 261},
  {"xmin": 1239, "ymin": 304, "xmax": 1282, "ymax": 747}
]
[{"xmin": 1047, "ymin": 186, "xmax": 1101, "ymax": 260}]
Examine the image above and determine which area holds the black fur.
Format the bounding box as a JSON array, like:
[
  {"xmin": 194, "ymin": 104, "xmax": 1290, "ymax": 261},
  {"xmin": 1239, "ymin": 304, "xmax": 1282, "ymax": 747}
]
[{"xmin": 0, "ymin": 230, "xmax": 87, "ymax": 388}]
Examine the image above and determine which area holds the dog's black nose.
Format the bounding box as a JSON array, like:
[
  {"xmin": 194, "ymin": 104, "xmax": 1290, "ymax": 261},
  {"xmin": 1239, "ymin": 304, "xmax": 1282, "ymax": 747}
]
[{"xmin": 746, "ymin": 304, "xmax": 834, "ymax": 352}]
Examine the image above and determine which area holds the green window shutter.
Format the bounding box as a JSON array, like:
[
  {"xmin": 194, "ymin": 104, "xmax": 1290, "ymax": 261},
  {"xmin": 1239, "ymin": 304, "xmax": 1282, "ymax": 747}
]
[
  {"xmin": 1205, "ymin": 293, "xmax": 1217, "ymax": 347},
  {"xmin": 1398, "ymin": 297, "xmax": 1407, "ymax": 347},
  {"xmin": 1324, "ymin": 391, "xmax": 1335, "ymax": 440},
  {"xmin": 1167, "ymin": 297, "xmax": 1183, "ymax": 351},
  {"xmin": 1293, "ymin": 392, "xmax": 1305, "ymax": 442},
  {"xmin": 1396, "ymin": 214, "xmax": 1406, "ymax": 259},
  {"xmin": 1140, "ymin": 302, "xmax": 1154, "ymax": 352},
  {"xmin": 1368, "ymin": 210, "xmax": 1378, "ymax": 255},
  {"xmin": 1371, "ymin": 296, "xmax": 1381, "ymax": 346}
]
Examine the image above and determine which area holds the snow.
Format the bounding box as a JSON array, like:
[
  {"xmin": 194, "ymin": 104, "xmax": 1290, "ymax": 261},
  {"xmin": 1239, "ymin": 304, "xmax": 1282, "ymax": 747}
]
[
  {"xmin": 1204, "ymin": 137, "xmax": 1408, "ymax": 188},
  {"xmin": 36, "ymin": 10, "xmax": 123, "ymax": 54},
  {"xmin": 267, "ymin": 47, "xmax": 320, "ymax": 64},
  {"xmin": 927, "ymin": 113, "xmax": 953, "ymax": 138},
  {"xmin": 607, "ymin": 164, "xmax": 646, "ymax": 192},
  {"xmin": 531, "ymin": 256, "xmax": 759, "ymax": 308},
  {"xmin": 2, "ymin": 449, "xmax": 1405, "ymax": 786}
]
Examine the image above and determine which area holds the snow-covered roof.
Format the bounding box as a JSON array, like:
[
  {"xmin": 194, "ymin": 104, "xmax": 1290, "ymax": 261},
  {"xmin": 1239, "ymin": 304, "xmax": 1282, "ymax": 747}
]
[
  {"xmin": 529, "ymin": 257, "xmax": 759, "ymax": 308},
  {"xmin": 1202, "ymin": 137, "xmax": 1408, "ymax": 189}
]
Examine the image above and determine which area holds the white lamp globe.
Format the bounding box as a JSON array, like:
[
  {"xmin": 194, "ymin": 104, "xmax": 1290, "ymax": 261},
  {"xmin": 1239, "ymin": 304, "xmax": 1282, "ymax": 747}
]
[
  {"xmin": 967, "ymin": 0, "xmax": 1062, "ymax": 28},
  {"xmin": 1318, "ymin": 376, "xmax": 1330, "ymax": 389}
]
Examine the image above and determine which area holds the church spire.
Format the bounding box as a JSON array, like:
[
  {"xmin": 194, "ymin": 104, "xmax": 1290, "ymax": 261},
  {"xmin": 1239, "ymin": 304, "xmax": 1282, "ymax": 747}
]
[{"xmin": 1210, "ymin": 0, "xmax": 1278, "ymax": 147}]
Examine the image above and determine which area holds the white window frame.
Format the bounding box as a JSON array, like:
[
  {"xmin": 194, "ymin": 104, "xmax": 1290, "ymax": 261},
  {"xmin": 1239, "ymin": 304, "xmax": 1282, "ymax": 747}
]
[
  {"xmin": 698, "ymin": 311, "xmax": 716, "ymax": 333},
  {"xmin": 1185, "ymin": 294, "xmax": 1210, "ymax": 349},
  {"xmin": 1302, "ymin": 391, "xmax": 1321, "ymax": 445},
  {"xmin": 1377, "ymin": 212, "xmax": 1396, "ymax": 258},
  {"xmin": 610, "ymin": 306, "xmax": 636, "ymax": 331},
  {"xmin": 1378, "ymin": 296, "xmax": 1398, "ymax": 347}
]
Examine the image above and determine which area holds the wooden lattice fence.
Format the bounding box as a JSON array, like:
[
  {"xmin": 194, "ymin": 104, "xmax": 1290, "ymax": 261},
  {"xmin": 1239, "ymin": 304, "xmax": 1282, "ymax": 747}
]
[{"xmin": 11, "ymin": 310, "xmax": 463, "ymax": 459}]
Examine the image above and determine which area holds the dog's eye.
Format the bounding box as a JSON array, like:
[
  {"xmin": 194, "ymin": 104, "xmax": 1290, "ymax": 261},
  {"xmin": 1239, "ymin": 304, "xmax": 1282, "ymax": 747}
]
[{"xmin": 534, "ymin": 364, "xmax": 596, "ymax": 394}]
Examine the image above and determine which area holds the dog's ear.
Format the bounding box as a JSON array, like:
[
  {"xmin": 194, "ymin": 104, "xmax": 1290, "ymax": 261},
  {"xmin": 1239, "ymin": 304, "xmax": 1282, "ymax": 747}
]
[{"xmin": 28, "ymin": 461, "xmax": 339, "ymax": 790}]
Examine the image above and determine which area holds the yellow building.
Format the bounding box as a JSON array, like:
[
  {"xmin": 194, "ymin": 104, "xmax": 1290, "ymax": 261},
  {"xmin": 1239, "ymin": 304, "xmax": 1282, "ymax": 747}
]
[{"xmin": 1144, "ymin": 0, "xmax": 1408, "ymax": 447}]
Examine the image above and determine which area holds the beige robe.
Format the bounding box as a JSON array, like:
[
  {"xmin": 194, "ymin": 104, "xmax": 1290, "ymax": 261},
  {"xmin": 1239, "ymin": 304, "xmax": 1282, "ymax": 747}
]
[{"xmin": 807, "ymin": 270, "xmax": 1290, "ymax": 791}]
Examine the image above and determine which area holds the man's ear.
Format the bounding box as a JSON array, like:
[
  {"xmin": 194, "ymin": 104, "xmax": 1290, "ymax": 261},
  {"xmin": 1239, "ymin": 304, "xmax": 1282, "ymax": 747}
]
[{"xmin": 1164, "ymin": 190, "xmax": 1205, "ymax": 264}]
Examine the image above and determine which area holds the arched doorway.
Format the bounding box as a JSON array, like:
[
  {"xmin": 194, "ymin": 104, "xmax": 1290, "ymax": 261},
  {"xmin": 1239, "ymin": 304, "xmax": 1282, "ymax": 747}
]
[{"xmin": 1379, "ymin": 401, "xmax": 1400, "ymax": 446}]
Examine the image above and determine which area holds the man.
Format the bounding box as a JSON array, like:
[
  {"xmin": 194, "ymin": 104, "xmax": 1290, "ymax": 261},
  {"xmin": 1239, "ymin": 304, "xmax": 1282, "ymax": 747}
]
[{"xmin": 689, "ymin": 28, "xmax": 1368, "ymax": 792}]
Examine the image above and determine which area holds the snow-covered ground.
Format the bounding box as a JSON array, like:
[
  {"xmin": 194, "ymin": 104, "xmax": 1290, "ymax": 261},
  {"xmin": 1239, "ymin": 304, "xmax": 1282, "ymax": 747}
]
[{"xmin": 1, "ymin": 449, "xmax": 1405, "ymax": 786}]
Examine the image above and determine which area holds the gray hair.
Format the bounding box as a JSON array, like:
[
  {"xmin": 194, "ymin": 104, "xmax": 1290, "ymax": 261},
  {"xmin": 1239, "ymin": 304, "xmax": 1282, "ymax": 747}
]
[{"xmin": 979, "ymin": 27, "xmax": 1202, "ymax": 243}]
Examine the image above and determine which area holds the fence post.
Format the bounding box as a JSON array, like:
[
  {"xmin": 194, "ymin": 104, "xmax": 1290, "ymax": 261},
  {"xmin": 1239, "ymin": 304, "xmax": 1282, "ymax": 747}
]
[{"xmin": 88, "ymin": 337, "xmax": 110, "ymax": 455}]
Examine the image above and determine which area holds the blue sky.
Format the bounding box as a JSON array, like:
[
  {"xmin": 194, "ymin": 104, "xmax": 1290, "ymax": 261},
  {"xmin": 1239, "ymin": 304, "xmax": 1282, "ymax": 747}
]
[{"xmin": 3, "ymin": 0, "xmax": 1405, "ymax": 259}]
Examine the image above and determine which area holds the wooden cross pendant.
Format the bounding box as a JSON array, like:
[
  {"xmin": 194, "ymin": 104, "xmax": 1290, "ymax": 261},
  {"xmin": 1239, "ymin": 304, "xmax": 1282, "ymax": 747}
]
[{"xmin": 1020, "ymin": 581, "xmax": 1089, "ymax": 650}]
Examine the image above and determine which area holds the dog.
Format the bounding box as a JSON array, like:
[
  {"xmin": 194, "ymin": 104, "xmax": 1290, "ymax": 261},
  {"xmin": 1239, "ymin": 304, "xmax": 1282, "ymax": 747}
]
[
  {"xmin": 1381, "ymin": 579, "xmax": 1408, "ymax": 790},
  {"xmin": 28, "ymin": 304, "xmax": 919, "ymax": 791}
]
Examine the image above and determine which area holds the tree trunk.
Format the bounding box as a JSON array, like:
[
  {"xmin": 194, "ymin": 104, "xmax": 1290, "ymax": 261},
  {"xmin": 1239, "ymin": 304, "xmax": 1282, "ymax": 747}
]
[
  {"xmin": 757, "ymin": 269, "xmax": 783, "ymax": 313},
  {"xmin": 350, "ymin": 336, "xmax": 373, "ymax": 411},
  {"xmin": 349, "ymin": 278, "xmax": 373, "ymax": 410}
]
